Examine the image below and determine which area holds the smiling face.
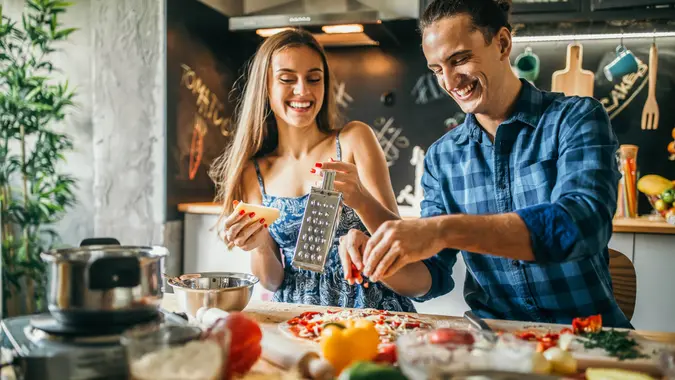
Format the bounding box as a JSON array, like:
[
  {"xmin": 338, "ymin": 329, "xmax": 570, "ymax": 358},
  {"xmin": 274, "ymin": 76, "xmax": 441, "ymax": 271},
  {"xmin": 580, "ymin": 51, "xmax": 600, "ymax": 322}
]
[
  {"xmin": 267, "ymin": 45, "xmax": 325, "ymax": 129},
  {"xmin": 423, "ymin": 14, "xmax": 510, "ymax": 116}
]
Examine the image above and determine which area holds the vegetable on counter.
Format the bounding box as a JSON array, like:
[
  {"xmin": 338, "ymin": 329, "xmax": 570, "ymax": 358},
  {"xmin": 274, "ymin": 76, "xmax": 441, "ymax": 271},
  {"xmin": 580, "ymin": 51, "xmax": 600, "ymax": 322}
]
[
  {"xmin": 585, "ymin": 368, "xmax": 655, "ymax": 380},
  {"xmin": 320, "ymin": 320, "xmax": 380, "ymax": 374},
  {"xmin": 580, "ymin": 329, "xmax": 649, "ymax": 361},
  {"xmin": 204, "ymin": 312, "xmax": 263, "ymax": 378},
  {"xmin": 338, "ymin": 361, "xmax": 407, "ymax": 380},
  {"xmin": 573, "ymin": 315, "xmax": 603, "ymax": 335}
]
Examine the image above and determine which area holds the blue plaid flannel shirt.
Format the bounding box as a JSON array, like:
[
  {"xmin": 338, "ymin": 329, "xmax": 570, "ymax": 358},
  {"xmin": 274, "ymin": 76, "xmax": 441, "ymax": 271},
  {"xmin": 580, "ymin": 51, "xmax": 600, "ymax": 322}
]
[{"xmin": 416, "ymin": 80, "xmax": 632, "ymax": 328}]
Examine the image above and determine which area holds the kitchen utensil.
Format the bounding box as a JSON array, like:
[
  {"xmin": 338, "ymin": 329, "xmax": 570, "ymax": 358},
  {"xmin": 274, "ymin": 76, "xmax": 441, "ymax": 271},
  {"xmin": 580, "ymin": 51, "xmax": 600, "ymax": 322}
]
[
  {"xmin": 167, "ymin": 272, "xmax": 259, "ymax": 320},
  {"xmin": 641, "ymin": 42, "xmax": 659, "ymax": 130},
  {"xmin": 464, "ymin": 310, "xmax": 498, "ymax": 343},
  {"xmin": 603, "ymin": 45, "xmax": 640, "ymax": 81},
  {"xmin": 40, "ymin": 238, "xmax": 169, "ymax": 326},
  {"xmin": 551, "ymin": 43, "xmax": 594, "ymax": 97},
  {"xmin": 121, "ymin": 323, "xmax": 209, "ymax": 380},
  {"xmin": 292, "ymin": 169, "xmax": 343, "ymax": 273},
  {"xmin": 261, "ymin": 331, "xmax": 335, "ymax": 380},
  {"xmin": 514, "ymin": 47, "xmax": 540, "ymax": 82}
]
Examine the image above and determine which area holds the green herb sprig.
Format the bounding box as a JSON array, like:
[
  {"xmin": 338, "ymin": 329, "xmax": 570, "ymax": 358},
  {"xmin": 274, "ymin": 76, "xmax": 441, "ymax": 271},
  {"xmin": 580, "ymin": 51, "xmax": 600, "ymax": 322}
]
[{"xmin": 582, "ymin": 329, "xmax": 650, "ymax": 361}]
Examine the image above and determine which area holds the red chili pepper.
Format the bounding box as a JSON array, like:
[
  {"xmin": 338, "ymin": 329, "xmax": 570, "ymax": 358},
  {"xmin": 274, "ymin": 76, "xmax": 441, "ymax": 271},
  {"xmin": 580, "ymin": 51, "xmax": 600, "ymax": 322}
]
[
  {"xmin": 572, "ymin": 314, "xmax": 603, "ymax": 334},
  {"xmin": 516, "ymin": 332, "xmax": 538, "ymax": 341}
]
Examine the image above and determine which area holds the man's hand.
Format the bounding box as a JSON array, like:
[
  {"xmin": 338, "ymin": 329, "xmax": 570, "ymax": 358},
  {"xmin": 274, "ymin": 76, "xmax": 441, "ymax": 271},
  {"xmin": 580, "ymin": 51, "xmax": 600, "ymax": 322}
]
[
  {"xmin": 362, "ymin": 219, "xmax": 445, "ymax": 282},
  {"xmin": 338, "ymin": 229, "xmax": 370, "ymax": 284}
]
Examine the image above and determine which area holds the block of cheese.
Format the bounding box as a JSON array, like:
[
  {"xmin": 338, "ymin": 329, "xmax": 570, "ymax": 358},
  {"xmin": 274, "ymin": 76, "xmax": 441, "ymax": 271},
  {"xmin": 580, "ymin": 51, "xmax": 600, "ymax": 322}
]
[{"xmin": 233, "ymin": 202, "xmax": 281, "ymax": 225}]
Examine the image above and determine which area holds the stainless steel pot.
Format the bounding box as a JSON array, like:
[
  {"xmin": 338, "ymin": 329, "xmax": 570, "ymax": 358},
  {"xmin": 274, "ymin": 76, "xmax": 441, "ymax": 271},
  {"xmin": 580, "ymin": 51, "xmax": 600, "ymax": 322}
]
[{"xmin": 40, "ymin": 238, "xmax": 169, "ymax": 326}]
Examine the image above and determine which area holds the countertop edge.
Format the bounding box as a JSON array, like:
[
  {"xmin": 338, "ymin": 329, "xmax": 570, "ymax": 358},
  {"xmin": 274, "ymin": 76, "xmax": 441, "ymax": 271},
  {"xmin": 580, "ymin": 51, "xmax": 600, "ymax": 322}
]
[{"xmin": 178, "ymin": 203, "xmax": 675, "ymax": 235}]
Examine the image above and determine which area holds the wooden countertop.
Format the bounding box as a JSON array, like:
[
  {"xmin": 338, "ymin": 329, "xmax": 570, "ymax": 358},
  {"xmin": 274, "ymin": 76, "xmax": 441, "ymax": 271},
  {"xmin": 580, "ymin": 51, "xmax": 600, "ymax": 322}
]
[
  {"xmin": 178, "ymin": 202, "xmax": 675, "ymax": 235},
  {"xmin": 158, "ymin": 293, "xmax": 675, "ymax": 377}
]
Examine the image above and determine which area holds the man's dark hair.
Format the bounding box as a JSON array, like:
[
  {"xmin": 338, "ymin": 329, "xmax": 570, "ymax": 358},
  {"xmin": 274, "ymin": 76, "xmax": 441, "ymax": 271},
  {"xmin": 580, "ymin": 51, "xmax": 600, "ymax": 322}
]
[{"xmin": 420, "ymin": 0, "xmax": 513, "ymax": 43}]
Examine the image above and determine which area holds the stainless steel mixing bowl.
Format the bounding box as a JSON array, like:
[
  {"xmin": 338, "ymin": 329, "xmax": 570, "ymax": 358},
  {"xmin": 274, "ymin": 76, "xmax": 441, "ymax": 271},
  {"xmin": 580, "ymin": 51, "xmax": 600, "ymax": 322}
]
[{"xmin": 167, "ymin": 272, "xmax": 259, "ymax": 319}]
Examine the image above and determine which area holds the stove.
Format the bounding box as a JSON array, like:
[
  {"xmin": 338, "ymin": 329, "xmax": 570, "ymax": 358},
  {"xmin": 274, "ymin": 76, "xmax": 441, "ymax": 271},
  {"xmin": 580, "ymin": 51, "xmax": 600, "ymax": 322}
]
[{"xmin": 1, "ymin": 309, "xmax": 190, "ymax": 380}]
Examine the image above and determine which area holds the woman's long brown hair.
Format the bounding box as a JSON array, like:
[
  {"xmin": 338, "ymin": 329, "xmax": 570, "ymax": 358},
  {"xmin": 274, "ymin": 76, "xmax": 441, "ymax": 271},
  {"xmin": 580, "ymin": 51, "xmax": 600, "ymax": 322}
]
[{"xmin": 209, "ymin": 29, "xmax": 341, "ymax": 224}]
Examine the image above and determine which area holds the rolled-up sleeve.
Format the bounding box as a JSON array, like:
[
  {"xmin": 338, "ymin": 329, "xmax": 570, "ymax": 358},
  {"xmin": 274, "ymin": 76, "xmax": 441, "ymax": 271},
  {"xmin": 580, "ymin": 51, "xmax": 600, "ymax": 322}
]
[
  {"xmin": 515, "ymin": 99, "xmax": 620, "ymax": 264},
  {"xmin": 413, "ymin": 149, "xmax": 459, "ymax": 302}
]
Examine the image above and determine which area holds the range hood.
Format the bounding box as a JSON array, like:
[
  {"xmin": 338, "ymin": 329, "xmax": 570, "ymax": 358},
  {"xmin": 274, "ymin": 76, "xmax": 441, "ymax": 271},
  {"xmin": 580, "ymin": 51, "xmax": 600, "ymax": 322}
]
[{"xmin": 223, "ymin": 0, "xmax": 420, "ymax": 47}]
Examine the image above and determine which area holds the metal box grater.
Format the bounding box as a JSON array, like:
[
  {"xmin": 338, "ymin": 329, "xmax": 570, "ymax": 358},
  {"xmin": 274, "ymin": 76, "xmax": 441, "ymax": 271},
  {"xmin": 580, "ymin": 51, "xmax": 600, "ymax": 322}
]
[{"xmin": 292, "ymin": 170, "xmax": 343, "ymax": 273}]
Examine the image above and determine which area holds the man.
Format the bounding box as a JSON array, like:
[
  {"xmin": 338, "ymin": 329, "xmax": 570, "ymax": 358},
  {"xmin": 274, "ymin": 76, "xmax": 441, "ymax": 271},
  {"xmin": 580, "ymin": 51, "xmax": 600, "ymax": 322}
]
[{"xmin": 338, "ymin": 0, "xmax": 631, "ymax": 327}]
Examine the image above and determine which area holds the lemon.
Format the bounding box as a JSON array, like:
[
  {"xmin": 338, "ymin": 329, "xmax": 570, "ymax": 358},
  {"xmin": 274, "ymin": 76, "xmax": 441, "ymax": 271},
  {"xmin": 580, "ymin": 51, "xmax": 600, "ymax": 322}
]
[
  {"xmin": 655, "ymin": 199, "xmax": 668, "ymax": 212},
  {"xmin": 637, "ymin": 175, "xmax": 674, "ymax": 196},
  {"xmin": 543, "ymin": 347, "xmax": 577, "ymax": 375},
  {"xmin": 585, "ymin": 368, "xmax": 655, "ymax": 380},
  {"xmin": 531, "ymin": 351, "xmax": 552, "ymax": 375}
]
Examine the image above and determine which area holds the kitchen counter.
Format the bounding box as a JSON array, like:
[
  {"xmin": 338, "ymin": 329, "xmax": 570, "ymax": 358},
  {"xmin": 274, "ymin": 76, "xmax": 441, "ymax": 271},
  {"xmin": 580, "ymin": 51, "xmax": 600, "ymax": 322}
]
[
  {"xmin": 159, "ymin": 293, "xmax": 675, "ymax": 377},
  {"xmin": 178, "ymin": 202, "xmax": 675, "ymax": 235}
]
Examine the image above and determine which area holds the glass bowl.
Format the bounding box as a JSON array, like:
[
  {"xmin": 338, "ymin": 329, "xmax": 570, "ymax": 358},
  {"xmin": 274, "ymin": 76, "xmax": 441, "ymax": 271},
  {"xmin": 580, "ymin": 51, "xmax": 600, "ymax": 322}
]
[{"xmin": 396, "ymin": 329, "xmax": 557, "ymax": 380}]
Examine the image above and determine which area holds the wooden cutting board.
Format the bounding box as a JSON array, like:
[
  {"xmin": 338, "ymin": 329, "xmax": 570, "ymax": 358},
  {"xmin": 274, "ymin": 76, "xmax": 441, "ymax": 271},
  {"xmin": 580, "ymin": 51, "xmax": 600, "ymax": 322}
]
[
  {"xmin": 484, "ymin": 319, "xmax": 671, "ymax": 376},
  {"xmin": 551, "ymin": 43, "xmax": 595, "ymax": 97}
]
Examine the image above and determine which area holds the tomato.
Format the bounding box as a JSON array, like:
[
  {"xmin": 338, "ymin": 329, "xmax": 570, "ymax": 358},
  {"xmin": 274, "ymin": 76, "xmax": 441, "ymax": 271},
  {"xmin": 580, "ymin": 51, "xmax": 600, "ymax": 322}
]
[
  {"xmin": 229, "ymin": 341, "xmax": 262, "ymax": 375},
  {"xmin": 429, "ymin": 328, "xmax": 475, "ymax": 345},
  {"xmin": 373, "ymin": 343, "xmax": 398, "ymax": 364}
]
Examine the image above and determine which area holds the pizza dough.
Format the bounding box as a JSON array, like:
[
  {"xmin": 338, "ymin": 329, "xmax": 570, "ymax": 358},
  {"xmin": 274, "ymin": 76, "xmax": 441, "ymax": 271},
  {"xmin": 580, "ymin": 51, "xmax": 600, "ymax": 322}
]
[
  {"xmin": 233, "ymin": 202, "xmax": 281, "ymax": 225},
  {"xmin": 129, "ymin": 339, "xmax": 223, "ymax": 380}
]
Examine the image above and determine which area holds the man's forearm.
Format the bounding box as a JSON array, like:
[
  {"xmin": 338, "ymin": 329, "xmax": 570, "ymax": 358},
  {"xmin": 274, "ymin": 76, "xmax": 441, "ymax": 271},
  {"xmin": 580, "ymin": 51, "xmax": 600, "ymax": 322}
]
[
  {"xmin": 434, "ymin": 213, "xmax": 535, "ymax": 261},
  {"xmin": 380, "ymin": 261, "xmax": 432, "ymax": 298}
]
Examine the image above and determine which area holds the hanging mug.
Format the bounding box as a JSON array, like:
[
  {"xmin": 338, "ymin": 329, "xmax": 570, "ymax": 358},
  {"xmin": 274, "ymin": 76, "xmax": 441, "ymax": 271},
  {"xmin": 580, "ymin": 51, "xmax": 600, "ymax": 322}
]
[
  {"xmin": 603, "ymin": 45, "xmax": 639, "ymax": 82},
  {"xmin": 513, "ymin": 47, "xmax": 540, "ymax": 82}
]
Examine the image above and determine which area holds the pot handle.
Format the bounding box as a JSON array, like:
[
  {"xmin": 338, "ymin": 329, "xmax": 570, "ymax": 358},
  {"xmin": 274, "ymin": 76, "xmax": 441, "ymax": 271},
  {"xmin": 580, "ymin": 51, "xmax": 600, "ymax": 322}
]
[
  {"xmin": 80, "ymin": 237, "xmax": 121, "ymax": 246},
  {"xmin": 89, "ymin": 256, "xmax": 141, "ymax": 290}
]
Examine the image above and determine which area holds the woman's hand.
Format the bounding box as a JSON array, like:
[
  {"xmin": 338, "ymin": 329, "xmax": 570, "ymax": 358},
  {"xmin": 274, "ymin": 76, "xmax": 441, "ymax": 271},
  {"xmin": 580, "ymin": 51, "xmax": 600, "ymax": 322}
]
[
  {"xmin": 338, "ymin": 229, "xmax": 370, "ymax": 284},
  {"xmin": 311, "ymin": 159, "xmax": 373, "ymax": 210},
  {"xmin": 222, "ymin": 201, "xmax": 273, "ymax": 251}
]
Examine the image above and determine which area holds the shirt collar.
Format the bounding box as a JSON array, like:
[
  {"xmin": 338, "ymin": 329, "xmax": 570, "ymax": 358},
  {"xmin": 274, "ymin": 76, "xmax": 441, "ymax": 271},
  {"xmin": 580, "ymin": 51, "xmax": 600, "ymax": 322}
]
[{"xmin": 450, "ymin": 79, "xmax": 544, "ymax": 145}]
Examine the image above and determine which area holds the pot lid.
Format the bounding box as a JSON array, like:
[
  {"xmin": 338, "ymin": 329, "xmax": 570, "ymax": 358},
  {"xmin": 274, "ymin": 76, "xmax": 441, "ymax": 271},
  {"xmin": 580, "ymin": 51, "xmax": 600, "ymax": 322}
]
[{"xmin": 40, "ymin": 245, "xmax": 169, "ymax": 263}]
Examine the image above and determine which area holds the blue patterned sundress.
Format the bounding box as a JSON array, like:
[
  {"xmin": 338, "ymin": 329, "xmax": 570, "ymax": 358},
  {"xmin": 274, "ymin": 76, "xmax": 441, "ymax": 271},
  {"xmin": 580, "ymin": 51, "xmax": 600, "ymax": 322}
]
[{"xmin": 253, "ymin": 133, "xmax": 416, "ymax": 312}]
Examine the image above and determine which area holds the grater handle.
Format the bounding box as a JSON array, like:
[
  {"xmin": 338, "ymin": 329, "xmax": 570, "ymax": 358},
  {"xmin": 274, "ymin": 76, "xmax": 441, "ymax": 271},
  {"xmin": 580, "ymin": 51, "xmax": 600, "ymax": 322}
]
[{"xmin": 321, "ymin": 170, "xmax": 336, "ymax": 191}]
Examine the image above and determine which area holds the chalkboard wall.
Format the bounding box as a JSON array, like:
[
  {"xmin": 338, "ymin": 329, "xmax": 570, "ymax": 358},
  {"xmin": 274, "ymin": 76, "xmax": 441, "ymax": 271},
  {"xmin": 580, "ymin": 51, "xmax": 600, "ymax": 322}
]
[{"xmin": 167, "ymin": 3, "xmax": 675, "ymax": 218}]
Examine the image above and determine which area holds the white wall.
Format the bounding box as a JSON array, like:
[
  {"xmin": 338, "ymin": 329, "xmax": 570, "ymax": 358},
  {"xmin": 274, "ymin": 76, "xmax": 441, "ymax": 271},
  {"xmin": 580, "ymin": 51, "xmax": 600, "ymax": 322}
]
[{"xmin": 0, "ymin": 0, "xmax": 167, "ymax": 247}]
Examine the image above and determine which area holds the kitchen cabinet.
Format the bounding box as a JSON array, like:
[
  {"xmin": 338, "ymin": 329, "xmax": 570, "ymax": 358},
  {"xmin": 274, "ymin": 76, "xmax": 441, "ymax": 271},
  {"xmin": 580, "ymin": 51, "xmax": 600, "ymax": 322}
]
[
  {"xmin": 591, "ymin": 0, "xmax": 675, "ymax": 10},
  {"xmin": 512, "ymin": 0, "xmax": 580, "ymax": 14}
]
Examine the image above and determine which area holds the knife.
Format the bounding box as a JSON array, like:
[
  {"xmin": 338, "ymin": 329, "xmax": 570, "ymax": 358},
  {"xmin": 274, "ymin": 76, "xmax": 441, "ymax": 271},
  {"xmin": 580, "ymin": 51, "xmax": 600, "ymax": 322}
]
[{"xmin": 464, "ymin": 310, "xmax": 498, "ymax": 343}]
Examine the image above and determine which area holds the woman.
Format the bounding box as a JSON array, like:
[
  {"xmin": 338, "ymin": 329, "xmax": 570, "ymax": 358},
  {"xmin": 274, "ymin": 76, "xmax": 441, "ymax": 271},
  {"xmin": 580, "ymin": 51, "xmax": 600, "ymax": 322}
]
[{"xmin": 209, "ymin": 29, "xmax": 415, "ymax": 312}]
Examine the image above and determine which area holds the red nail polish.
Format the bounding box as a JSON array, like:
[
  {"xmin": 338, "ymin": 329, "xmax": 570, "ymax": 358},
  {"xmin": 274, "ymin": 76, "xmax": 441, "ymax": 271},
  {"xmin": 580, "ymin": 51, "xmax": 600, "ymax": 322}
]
[
  {"xmin": 310, "ymin": 168, "xmax": 316, "ymax": 174},
  {"xmin": 264, "ymin": 224, "xmax": 268, "ymax": 228},
  {"xmin": 239, "ymin": 210, "xmax": 246, "ymax": 215},
  {"xmin": 259, "ymin": 218, "xmax": 265, "ymax": 224},
  {"xmin": 233, "ymin": 200, "xmax": 239, "ymax": 205},
  {"xmin": 315, "ymin": 163, "xmax": 322, "ymax": 168},
  {"xmin": 248, "ymin": 212, "xmax": 255, "ymax": 218},
  {"xmin": 330, "ymin": 157, "xmax": 335, "ymax": 162}
]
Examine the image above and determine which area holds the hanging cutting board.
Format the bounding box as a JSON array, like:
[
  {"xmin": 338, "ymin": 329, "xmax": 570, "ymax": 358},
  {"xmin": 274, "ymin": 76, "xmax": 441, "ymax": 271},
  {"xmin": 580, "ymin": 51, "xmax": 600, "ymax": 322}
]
[{"xmin": 551, "ymin": 43, "xmax": 595, "ymax": 97}]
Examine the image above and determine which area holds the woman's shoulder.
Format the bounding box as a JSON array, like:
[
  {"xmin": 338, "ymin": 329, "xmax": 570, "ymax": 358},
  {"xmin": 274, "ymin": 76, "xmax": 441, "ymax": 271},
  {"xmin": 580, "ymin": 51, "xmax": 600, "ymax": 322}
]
[
  {"xmin": 241, "ymin": 160, "xmax": 263, "ymax": 204},
  {"xmin": 339, "ymin": 120, "xmax": 374, "ymax": 140}
]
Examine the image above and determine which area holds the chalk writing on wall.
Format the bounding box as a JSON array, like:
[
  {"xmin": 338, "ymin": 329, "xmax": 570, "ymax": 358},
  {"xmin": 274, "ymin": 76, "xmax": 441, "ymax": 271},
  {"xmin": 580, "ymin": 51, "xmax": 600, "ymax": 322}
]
[
  {"xmin": 181, "ymin": 64, "xmax": 232, "ymax": 136},
  {"xmin": 599, "ymin": 58, "xmax": 649, "ymax": 120},
  {"xmin": 397, "ymin": 146, "xmax": 425, "ymax": 212},
  {"xmin": 411, "ymin": 73, "xmax": 445, "ymax": 105},
  {"xmin": 372, "ymin": 116, "xmax": 410, "ymax": 167},
  {"xmin": 335, "ymin": 80, "xmax": 353, "ymax": 109},
  {"xmin": 444, "ymin": 112, "xmax": 466, "ymax": 131}
]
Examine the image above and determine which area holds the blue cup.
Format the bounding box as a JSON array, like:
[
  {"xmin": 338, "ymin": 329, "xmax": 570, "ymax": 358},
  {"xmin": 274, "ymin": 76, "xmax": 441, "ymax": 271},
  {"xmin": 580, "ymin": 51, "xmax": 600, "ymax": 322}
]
[
  {"xmin": 513, "ymin": 47, "xmax": 540, "ymax": 82},
  {"xmin": 603, "ymin": 45, "xmax": 639, "ymax": 81}
]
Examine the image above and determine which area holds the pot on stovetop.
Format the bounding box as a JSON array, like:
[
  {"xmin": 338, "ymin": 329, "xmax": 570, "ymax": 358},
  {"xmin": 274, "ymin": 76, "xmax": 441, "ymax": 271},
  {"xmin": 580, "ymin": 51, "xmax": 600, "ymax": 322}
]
[{"xmin": 40, "ymin": 237, "xmax": 169, "ymax": 326}]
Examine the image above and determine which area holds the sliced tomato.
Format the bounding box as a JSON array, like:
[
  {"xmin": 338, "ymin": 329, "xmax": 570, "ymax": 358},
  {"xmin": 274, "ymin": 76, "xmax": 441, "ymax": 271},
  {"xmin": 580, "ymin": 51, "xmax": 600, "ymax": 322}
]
[
  {"xmin": 429, "ymin": 328, "xmax": 475, "ymax": 345},
  {"xmin": 559, "ymin": 328, "xmax": 573, "ymax": 335},
  {"xmin": 405, "ymin": 322, "xmax": 421, "ymax": 329},
  {"xmin": 516, "ymin": 331, "xmax": 538, "ymax": 341},
  {"xmin": 373, "ymin": 343, "xmax": 398, "ymax": 364},
  {"xmin": 572, "ymin": 314, "xmax": 602, "ymax": 334},
  {"xmin": 287, "ymin": 317, "xmax": 301, "ymax": 325}
]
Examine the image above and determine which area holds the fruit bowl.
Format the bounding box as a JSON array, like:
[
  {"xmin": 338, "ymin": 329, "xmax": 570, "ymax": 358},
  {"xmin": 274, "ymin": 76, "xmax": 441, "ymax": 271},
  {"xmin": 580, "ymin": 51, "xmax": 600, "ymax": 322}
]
[{"xmin": 637, "ymin": 175, "xmax": 675, "ymax": 224}]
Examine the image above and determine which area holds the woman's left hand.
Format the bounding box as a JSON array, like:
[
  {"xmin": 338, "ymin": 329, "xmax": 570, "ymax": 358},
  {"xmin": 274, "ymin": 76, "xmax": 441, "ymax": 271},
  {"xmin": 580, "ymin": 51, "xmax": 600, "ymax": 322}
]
[{"xmin": 311, "ymin": 159, "xmax": 372, "ymax": 210}]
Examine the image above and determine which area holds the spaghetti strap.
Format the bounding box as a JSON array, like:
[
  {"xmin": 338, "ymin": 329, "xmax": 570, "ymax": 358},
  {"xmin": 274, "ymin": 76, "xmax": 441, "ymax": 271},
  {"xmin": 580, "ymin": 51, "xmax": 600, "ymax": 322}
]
[
  {"xmin": 252, "ymin": 159, "xmax": 267, "ymax": 196},
  {"xmin": 335, "ymin": 131, "xmax": 342, "ymax": 161}
]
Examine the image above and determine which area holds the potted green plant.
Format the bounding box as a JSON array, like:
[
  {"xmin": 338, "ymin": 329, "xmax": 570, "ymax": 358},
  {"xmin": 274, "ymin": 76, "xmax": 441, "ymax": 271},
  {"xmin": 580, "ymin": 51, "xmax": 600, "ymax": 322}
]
[{"xmin": 0, "ymin": 0, "xmax": 77, "ymax": 317}]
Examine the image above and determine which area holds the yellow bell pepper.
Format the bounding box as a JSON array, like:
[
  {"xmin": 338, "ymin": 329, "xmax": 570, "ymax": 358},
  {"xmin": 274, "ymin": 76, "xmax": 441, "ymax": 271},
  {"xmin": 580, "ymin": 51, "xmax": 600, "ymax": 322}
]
[{"xmin": 320, "ymin": 319, "xmax": 380, "ymax": 374}]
